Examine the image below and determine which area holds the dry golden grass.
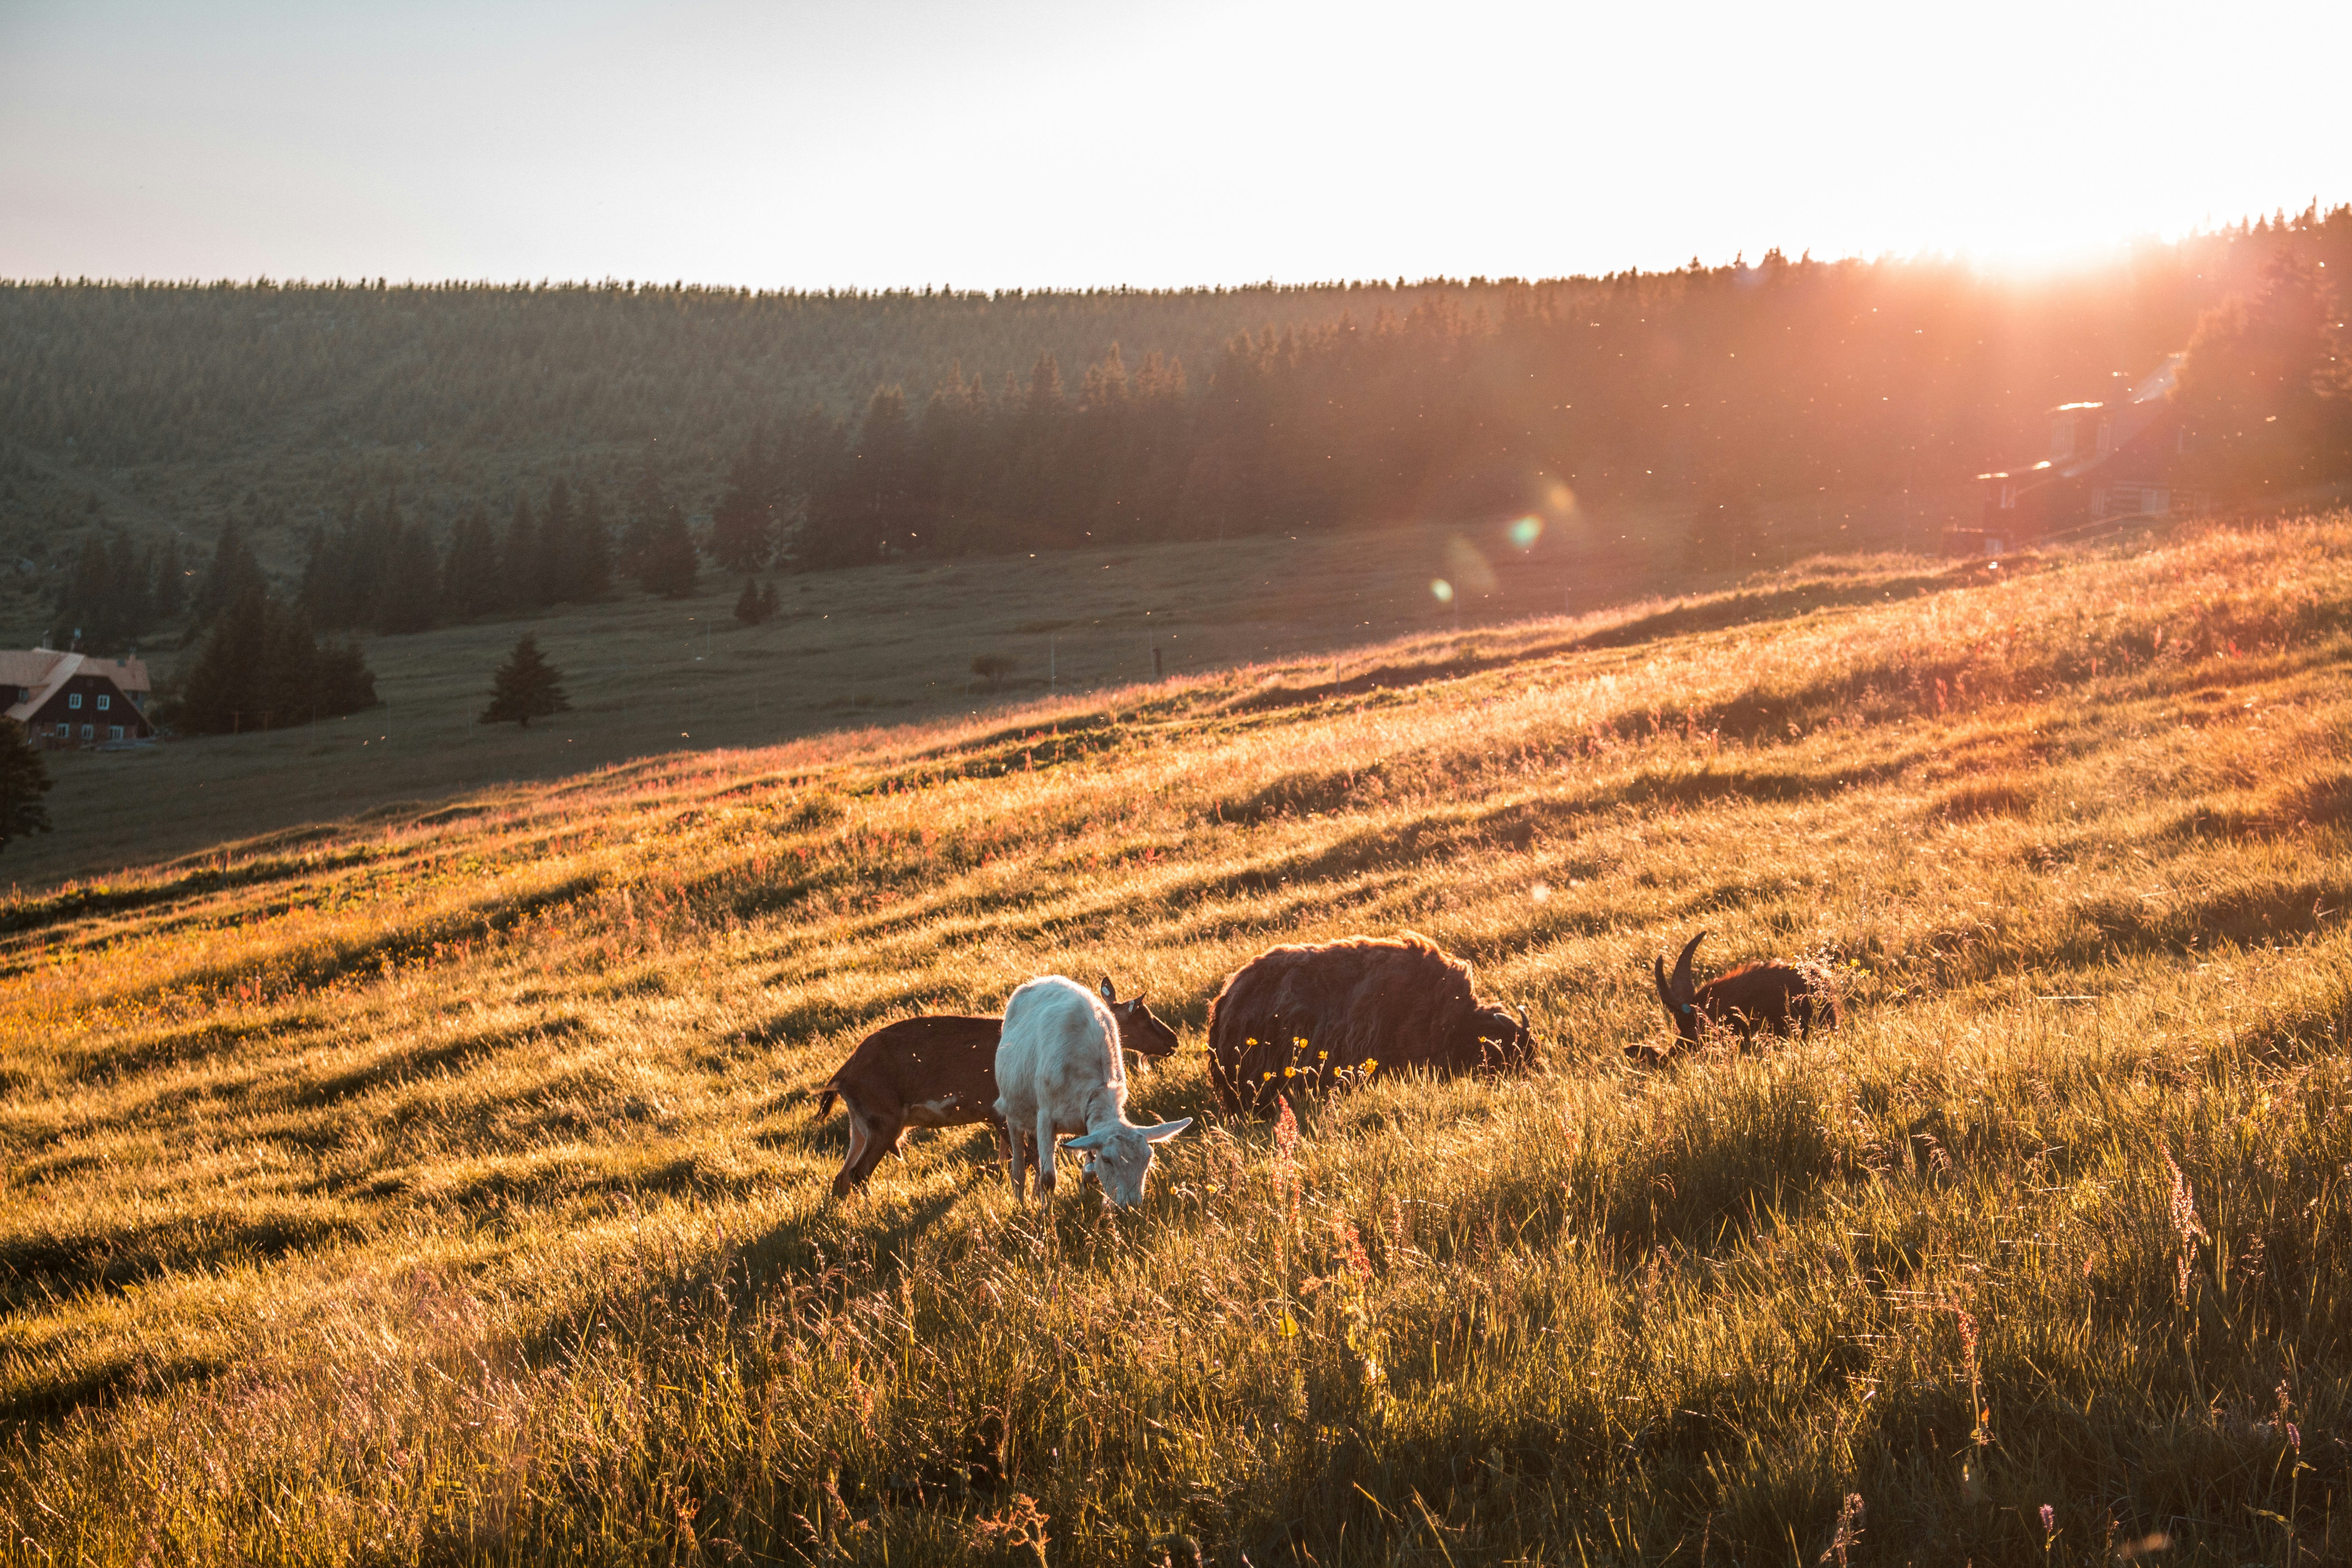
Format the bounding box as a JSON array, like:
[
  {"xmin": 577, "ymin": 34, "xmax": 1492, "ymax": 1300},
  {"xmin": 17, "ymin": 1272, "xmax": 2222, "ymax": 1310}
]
[{"xmin": 1, "ymin": 515, "xmax": 2348, "ymax": 1564}]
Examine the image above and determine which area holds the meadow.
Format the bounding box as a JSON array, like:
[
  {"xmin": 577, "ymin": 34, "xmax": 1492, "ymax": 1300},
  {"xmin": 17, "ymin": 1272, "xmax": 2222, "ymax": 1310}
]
[
  {"xmin": 0, "ymin": 514, "xmax": 2347, "ymax": 1565},
  {"xmin": 6, "ymin": 486, "xmax": 1963, "ymax": 889}
]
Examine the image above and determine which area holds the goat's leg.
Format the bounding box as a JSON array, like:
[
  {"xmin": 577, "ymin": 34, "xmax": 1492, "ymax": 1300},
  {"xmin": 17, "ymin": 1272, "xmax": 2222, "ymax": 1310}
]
[
  {"xmin": 833, "ymin": 1109, "xmax": 875, "ymax": 1199},
  {"xmin": 986, "ymin": 1116, "xmax": 1013, "ymax": 1180},
  {"xmin": 1003, "ymin": 1123, "xmax": 1026, "ymax": 1202},
  {"xmin": 849, "ymin": 1115, "xmax": 899, "ymax": 1191},
  {"xmin": 1033, "ymin": 1111, "xmax": 1059, "ymax": 1200}
]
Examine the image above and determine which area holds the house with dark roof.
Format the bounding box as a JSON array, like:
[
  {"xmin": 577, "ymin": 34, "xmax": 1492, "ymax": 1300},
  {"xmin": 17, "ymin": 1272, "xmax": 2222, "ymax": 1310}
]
[
  {"xmin": 1, "ymin": 648, "xmax": 155, "ymax": 748},
  {"xmin": 1959, "ymin": 354, "xmax": 2206, "ymax": 554}
]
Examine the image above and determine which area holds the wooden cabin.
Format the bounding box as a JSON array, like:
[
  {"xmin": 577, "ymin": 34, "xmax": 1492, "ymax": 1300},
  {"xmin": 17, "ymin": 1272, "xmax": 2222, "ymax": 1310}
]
[
  {"xmin": 1, "ymin": 649, "xmax": 155, "ymax": 748},
  {"xmin": 1957, "ymin": 355, "xmax": 2205, "ymax": 554}
]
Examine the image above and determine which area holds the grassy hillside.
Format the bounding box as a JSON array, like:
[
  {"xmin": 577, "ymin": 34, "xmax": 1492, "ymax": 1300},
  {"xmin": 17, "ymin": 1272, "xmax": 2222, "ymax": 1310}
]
[
  {"xmin": 8, "ymin": 497, "xmax": 1936, "ymax": 891},
  {"xmin": 0, "ymin": 515, "xmax": 2347, "ymax": 1564}
]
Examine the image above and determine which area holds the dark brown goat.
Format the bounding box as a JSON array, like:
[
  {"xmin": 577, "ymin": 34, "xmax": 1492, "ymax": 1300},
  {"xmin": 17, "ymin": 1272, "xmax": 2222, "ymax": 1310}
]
[
  {"xmin": 815, "ymin": 978, "xmax": 1180, "ymax": 1196},
  {"xmin": 1206, "ymin": 933, "xmax": 1534, "ymax": 1116},
  {"xmin": 1649, "ymin": 931, "xmax": 1838, "ymax": 1054}
]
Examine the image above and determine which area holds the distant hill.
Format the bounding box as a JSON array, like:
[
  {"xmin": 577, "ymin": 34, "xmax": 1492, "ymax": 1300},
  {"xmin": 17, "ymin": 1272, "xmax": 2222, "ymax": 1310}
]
[{"xmin": 2, "ymin": 206, "xmax": 2345, "ymax": 647}]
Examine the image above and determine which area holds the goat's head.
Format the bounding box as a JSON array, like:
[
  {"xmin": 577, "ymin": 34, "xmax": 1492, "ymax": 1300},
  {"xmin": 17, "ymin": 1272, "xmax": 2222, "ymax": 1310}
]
[
  {"xmin": 1653, "ymin": 931, "xmax": 1707, "ymax": 1047},
  {"xmin": 1470, "ymin": 1001, "xmax": 1537, "ymax": 1070},
  {"xmin": 1099, "ymin": 975, "xmax": 1181, "ymax": 1058},
  {"xmin": 1066, "ymin": 1116, "xmax": 1193, "ymax": 1207}
]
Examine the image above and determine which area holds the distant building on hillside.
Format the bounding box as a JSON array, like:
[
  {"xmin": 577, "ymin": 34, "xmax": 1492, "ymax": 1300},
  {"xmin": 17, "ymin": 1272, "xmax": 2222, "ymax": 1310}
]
[
  {"xmin": 1, "ymin": 647, "xmax": 155, "ymax": 748},
  {"xmin": 1958, "ymin": 354, "xmax": 2205, "ymax": 554}
]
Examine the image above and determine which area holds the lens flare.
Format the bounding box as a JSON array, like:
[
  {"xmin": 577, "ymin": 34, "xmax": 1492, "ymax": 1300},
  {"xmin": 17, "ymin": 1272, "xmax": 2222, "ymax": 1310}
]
[
  {"xmin": 1548, "ymin": 483, "xmax": 1578, "ymax": 514},
  {"xmin": 1443, "ymin": 534, "xmax": 1498, "ymax": 595},
  {"xmin": 1430, "ymin": 578, "xmax": 1455, "ymax": 604},
  {"xmin": 1509, "ymin": 515, "xmax": 1543, "ymax": 549}
]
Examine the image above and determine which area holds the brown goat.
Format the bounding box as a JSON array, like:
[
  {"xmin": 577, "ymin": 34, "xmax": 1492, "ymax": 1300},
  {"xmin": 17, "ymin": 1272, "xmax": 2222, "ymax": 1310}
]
[
  {"xmin": 1206, "ymin": 933, "xmax": 1534, "ymax": 1116},
  {"xmin": 815, "ymin": 978, "xmax": 1181, "ymax": 1196},
  {"xmin": 1649, "ymin": 931, "xmax": 1838, "ymax": 1054}
]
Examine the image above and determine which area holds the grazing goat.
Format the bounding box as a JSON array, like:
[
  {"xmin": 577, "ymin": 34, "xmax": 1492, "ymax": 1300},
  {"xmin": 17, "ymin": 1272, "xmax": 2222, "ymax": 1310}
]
[
  {"xmin": 1649, "ymin": 931, "xmax": 1838, "ymax": 1053},
  {"xmin": 1206, "ymin": 932, "xmax": 1534, "ymax": 1116},
  {"xmin": 815, "ymin": 979, "xmax": 1180, "ymax": 1198},
  {"xmin": 814, "ymin": 1014, "xmax": 1003, "ymax": 1198},
  {"xmin": 993, "ymin": 975, "xmax": 1191, "ymax": 1206}
]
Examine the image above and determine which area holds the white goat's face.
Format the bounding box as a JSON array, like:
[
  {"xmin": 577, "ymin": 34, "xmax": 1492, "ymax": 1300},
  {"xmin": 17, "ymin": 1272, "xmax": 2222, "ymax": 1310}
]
[{"xmin": 1068, "ymin": 1118, "xmax": 1192, "ymax": 1207}]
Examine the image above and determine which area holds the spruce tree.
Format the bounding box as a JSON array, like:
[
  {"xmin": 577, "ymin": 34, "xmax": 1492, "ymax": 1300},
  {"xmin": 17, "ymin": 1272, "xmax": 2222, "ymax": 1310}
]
[
  {"xmin": 638, "ymin": 502, "xmax": 699, "ymax": 598},
  {"xmin": 538, "ymin": 479, "xmax": 577, "ymax": 603},
  {"xmin": 440, "ymin": 505, "xmax": 503, "ymax": 620},
  {"xmin": 150, "ymin": 534, "xmax": 187, "ymax": 621},
  {"xmin": 569, "ymin": 483, "xmax": 614, "ymax": 602},
  {"xmin": 0, "ymin": 720, "xmax": 53, "ymax": 853},
  {"xmin": 733, "ymin": 575, "xmax": 772, "ymax": 625},
  {"xmin": 376, "ymin": 519, "xmax": 443, "ymax": 633},
  {"xmin": 190, "ymin": 517, "xmax": 268, "ymax": 627},
  {"xmin": 479, "ymin": 633, "xmax": 570, "ymax": 727},
  {"xmin": 619, "ymin": 461, "xmax": 667, "ymax": 579},
  {"xmin": 296, "ymin": 522, "xmax": 337, "ymax": 624},
  {"xmin": 339, "ymin": 495, "xmax": 399, "ymax": 628},
  {"xmin": 2174, "ymin": 251, "xmax": 2352, "ymax": 495},
  {"xmin": 710, "ymin": 447, "xmax": 775, "ymax": 572},
  {"xmin": 55, "ymin": 535, "xmax": 115, "ymax": 647},
  {"xmin": 176, "ymin": 589, "xmax": 378, "ymax": 734},
  {"xmin": 499, "ymin": 494, "xmax": 541, "ymax": 611}
]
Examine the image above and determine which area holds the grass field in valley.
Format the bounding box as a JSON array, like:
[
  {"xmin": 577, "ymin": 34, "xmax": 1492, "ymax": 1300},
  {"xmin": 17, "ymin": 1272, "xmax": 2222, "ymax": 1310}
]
[
  {"xmin": 1, "ymin": 516, "xmax": 2348, "ymax": 1565},
  {"xmin": 7, "ymin": 497, "xmax": 1782, "ymax": 889}
]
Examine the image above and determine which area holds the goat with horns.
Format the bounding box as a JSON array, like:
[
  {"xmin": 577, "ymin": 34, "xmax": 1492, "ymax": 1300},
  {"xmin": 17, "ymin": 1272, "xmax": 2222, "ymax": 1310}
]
[{"xmin": 1650, "ymin": 931, "xmax": 1838, "ymax": 1053}]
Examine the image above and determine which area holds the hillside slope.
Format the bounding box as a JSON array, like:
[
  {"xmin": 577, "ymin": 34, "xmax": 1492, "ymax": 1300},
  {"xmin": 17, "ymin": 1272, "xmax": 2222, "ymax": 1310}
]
[{"xmin": 1, "ymin": 517, "xmax": 2349, "ymax": 1564}]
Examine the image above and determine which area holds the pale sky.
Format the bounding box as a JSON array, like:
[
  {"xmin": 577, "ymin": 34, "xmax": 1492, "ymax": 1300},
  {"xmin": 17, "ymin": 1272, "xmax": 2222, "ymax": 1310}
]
[{"xmin": 2, "ymin": 0, "xmax": 2345, "ymax": 289}]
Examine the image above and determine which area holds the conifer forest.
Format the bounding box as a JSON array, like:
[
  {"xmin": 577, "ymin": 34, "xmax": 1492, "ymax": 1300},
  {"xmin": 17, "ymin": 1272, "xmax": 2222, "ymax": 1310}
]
[{"xmin": 5, "ymin": 206, "xmax": 2349, "ymax": 657}]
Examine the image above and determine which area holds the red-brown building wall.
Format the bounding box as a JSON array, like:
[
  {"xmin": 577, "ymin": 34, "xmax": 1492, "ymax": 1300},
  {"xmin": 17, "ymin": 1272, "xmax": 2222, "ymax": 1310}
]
[{"xmin": 22, "ymin": 674, "xmax": 152, "ymax": 748}]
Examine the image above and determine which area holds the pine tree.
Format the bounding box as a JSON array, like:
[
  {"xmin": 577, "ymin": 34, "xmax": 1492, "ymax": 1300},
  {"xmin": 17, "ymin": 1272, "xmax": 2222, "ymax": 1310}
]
[
  {"xmin": 710, "ymin": 446, "xmax": 775, "ymax": 572},
  {"xmin": 440, "ymin": 505, "xmax": 503, "ymax": 620},
  {"xmin": 342, "ymin": 495, "xmax": 401, "ymax": 628},
  {"xmin": 537, "ymin": 479, "xmax": 577, "ymax": 603},
  {"xmin": 499, "ymin": 494, "xmax": 541, "ymax": 611},
  {"xmin": 150, "ymin": 534, "xmax": 187, "ymax": 621},
  {"xmin": 54, "ymin": 535, "xmax": 114, "ymax": 648},
  {"xmin": 0, "ymin": 720, "xmax": 53, "ymax": 853},
  {"xmin": 619, "ymin": 461, "xmax": 667, "ymax": 579},
  {"xmin": 569, "ymin": 482, "xmax": 614, "ymax": 602},
  {"xmin": 190, "ymin": 517, "xmax": 268, "ymax": 626},
  {"xmin": 2173, "ymin": 251, "xmax": 2352, "ymax": 495},
  {"xmin": 376, "ymin": 518, "xmax": 443, "ymax": 633},
  {"xmin": 175, "ymin": 589, "xmax": 378, "ymax": 734},
  {"xmin": 733, "ymin": 575, "xmax": 773, "ymax": 625},
  {"xmin": 638, "ymin": 501, "xmax": 699, "ymax": 598},
  {"xmin": 479, "ymin": 633, "xmax": 570, "ymax": 727}
]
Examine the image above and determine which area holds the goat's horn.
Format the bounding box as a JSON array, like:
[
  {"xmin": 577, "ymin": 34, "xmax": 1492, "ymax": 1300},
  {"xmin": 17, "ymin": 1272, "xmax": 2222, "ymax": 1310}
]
[
  {"xmin": 1670, "ymin": 932, "xmax": 1705, "ymax": 1000},
  {"xmin": 1515, "ymin": 1002, "xmax": 1530, "ymax": 1032}
]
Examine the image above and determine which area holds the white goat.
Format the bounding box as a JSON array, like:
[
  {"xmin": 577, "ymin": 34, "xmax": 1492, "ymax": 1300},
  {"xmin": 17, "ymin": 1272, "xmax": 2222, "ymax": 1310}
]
[{"xmin": 993, "ymin": 975, "xmax": 1191, "ymax": 1206}]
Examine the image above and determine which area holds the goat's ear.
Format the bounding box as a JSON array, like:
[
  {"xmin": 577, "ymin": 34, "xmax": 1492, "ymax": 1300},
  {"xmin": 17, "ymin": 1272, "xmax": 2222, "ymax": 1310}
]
[
  {"xmin": 1099, "ymin": 975, "xmax": 1117, "ymax": 1003},
  {"xmin": 1141, "ymin": 1117, "xmax": 1192, "ymax": 1144},
  {"xmin": 1065, "ymin": 1128, "xmax": 1109, "ymax": 1152}
]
